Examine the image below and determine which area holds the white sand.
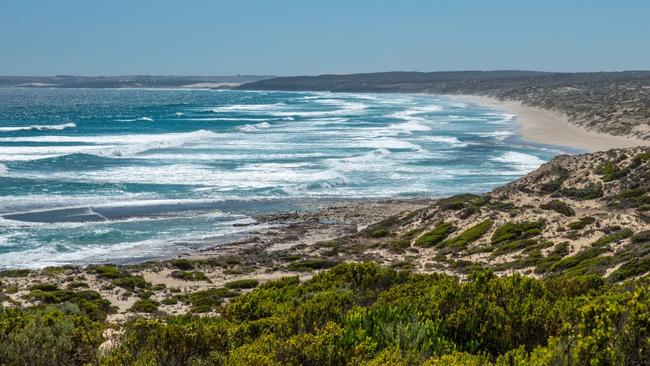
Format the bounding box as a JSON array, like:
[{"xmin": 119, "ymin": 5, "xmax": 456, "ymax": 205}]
[{"xmin": 445, "ymin": 95, "xmax": 650, "ymax": 152}]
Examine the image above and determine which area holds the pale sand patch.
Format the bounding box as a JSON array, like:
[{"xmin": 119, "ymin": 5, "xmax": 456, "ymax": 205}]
[{"xmin": 444, "ymin": 94, "xmax": 650, "ymax": 152}]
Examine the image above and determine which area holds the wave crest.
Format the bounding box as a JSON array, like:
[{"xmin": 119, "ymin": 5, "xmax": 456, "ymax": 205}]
[{"xmin": 0, "ymin": 123, "xmax": 76, "ymax": 132}]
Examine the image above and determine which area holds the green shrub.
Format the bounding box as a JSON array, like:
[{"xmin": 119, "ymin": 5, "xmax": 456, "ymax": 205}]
[
  {"xmin": 562, "ymin": 183, "xmax": 604, "ymax": 200},
  {"xmin": 0, "ymin": 304, "xmax": 104, "ymax": 365},
  {"xmin": 384, "ymin": 238, "xmax": 412, "ymax": 253},
  {"xmin": 130, "ymin": 299, "xmax": 159, "ymax": 313},
  {"xmin": 171, "ymin": 258, "xmax": 194, "ymax": 270},
  {"xmin": 491, "ymin": 221, "xmax": 544, "ymax": 245},
  {"xmin": 170, "ymin": 270, "xmax": 210, "ymax": 282},
  {"xmin": 414, "ymin": 222, "xmax": 456, "ymax": 247},
  {"xmin": 225, "ymin": 279, "xmax": 259, "ymax": 289},
  {"xmin": 88, "ymin": 265, "xmax": 123, "ymax": 279},
  {"xmin": 608, "ymin": 257, "xmax": 650, "ymax": 282},
  {"xmin": 540, "ymin": 200, "xmax": 575, "ymax": 216},
  {"xmin": 0, "ymin": 269, "xmax": 31, "ymax": 277},
  {"xmin": 546, "ymin": 246, "xmax": 610, "ymax": 275},
  {"xmin": 594, "ymin": 228, "xmax": 634, "ymax": 246},
  {"xmin": 568, "ymin": 216, "xmax": 596, "ymax": 230},
  {"xmin": 111, "ymin": 275, "xmax": 151, "ymax": 291},
  {"xmin": 597, "ymin": 161, "xmax": 629, "ymax": 181},
  {"xmin": 366, "ymin": 228, "xmax": 390, "ymax": 238},
  {"xmin": 440, "ymin": 220, "xmax": 493, "ymax": 251},
  {"xmin": 66, "ymin": 281, "xmax": 90, "ymax": 289},
  {"xmin": 632, "ymin": 230, "xmax": 650, "ymax": 243},
  {"xmin": 438, "ymin": 194, "xmax": 489, "ymax": 210},
  {"xmin": 540, "ymin": 167, "xmax": 569, "ymax": 193},
  {"xmin": 287, "ymin": 258, "xmax": 337, "ymax": 272},
  {"xmin": 23, "ymin": 286, "xmax": 113, "ymax": 320}
]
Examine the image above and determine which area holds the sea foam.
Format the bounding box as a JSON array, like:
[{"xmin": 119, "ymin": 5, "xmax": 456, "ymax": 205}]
[
  {"xmin": 492, "ymin": 151, "xmax": 546, "ymax": 173},
  {"xmin": 0, "ymin": 122, "xmax": 76, "ymax": 132}
]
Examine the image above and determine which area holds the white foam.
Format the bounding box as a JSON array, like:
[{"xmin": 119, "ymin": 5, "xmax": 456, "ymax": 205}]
[
  {"xmin": 422, "ymin": 136, "xmax": 466, "ymax": 146},
  {"xmin": 385, "ymin": 121, "xmax": 432, "ymax": 135},
  {"xmin": 174, "ymin": 112, "xmax": 184, "ymax": 117},
  {"xmin": 0, "ymin": 163, "xmax": 7, "ymax": 174},
  {"xmin": 210, "ymin": 103, "xmax": 286, "ymax": 112},
  {"xmin": 239, "ymin": 124, "xmax": 257, "ymax": 132},
  {"xmin": 0, "ymin": 130, "xmax": 219, "ymax": 160},
  {"xmin": 138, "ymin": 117, "xmax": 154, "ymax": 122},
  {"xmin": 93, "ymin": 130, "xmax": 218, "ymax": 157},
  {"xmin": 492, "ymin": 151, "xmax": 545, "ymax": 173},
  {"xmin": 0, "ymin": 122, "xmax": 76, "ymax": 132},
  {"xmin": 471, "ymin": 131, "xmax": 515, "ymax": 141},
  {"xmin": 255, "ymin": 122, "xmax": 271, "ymax": 129}
]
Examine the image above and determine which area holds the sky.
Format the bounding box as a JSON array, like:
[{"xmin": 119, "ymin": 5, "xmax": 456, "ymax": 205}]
[{"xmin": 1, "ymin": 0, "xmax": 649, "ymax": 76}]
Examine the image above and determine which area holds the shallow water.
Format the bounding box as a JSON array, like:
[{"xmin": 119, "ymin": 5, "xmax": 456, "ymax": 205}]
[{"xmin": 0, "ymin": 88, "xmax": 568, "ymax": 268}]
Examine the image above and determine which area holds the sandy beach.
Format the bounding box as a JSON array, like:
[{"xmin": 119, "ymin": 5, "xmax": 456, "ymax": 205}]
[{"xmin": 447, "ymin": 94, "xmax": 650, "ymax": 152}]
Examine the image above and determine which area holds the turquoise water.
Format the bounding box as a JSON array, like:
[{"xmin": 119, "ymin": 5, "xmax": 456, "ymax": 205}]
[{"xmin": 0, "ymin": 88, "xmax": 568, "ymax": 268}]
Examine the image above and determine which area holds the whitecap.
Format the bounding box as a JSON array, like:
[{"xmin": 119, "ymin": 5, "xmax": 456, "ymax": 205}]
[
  {"xmin": 471, "ymin": 131, "xmax": 514, "ymax": 141},
  {"xmin": 174, "ymin": 112, "xmax": 184, "ymax": 117},
  {"xmin": 0, "ymin": 122, "xmax": 76, "ymax": 132},
  {"xmin": 138, "ymin": 117, "xmax": 154, "ymax": 122},
  {"xmin": 239, "ymin": 124, "xmax": 257, "ymax": 132},
  {"xmin": 210, "ymin": 103, "xmax": 286, "ymax": 113},
  {"xmin": 93, "ymin": 130, "xmax": 218, "ymax": 157},
  {"xmin": 255, "ymin": 122, "xmax": 271, "ymax": 129},
  {"xmin": 386, "ymin": 120, "xmax": 432, "ymax": 135},
  {"xmin": 491, "ymin": 151, "xmax": 545, "ymax": 173},
  {"xmin": 422, "ymin": 136, "xmax": 466, "ymax": 146},
  {"xmin": 0, "ymin": 130, "xmax": 219, "ymax": 160},
  {"xmin": 0, "ymin": 163, "xmax": 7, "ymax": 174}
]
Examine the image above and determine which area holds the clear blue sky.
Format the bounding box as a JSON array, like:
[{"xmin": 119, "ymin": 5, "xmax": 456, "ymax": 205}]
[{"xmin": 2, "ymin": 0, "xmax": 649, "ymax": 76}]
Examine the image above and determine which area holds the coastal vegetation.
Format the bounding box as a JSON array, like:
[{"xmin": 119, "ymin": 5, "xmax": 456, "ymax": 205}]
[
  {"xmin": 1, "ymin": 263, "xmax": 649, "ymax": 365},
  {"xmin": 2, "ymin": 147, "xmax": 650, "ymax": 364}
]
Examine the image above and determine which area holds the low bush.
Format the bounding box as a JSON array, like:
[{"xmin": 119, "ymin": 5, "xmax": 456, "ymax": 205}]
[
  {"xmin": 594, "ymin": 228, "xmax": 634, "ymax": 246},
  {"xmin": 171, "ymin": 258, "xmax": 195, "ymax": 270},
  {"xmin": 597, "ymin": 161, "xmax": 629, "ymax": 181},
  {"xmin": 414, "ymin": 222, "xmax": 456, "ymax": 247},
  {"xmin": 438, "ymin": 194, "xmax": 489, "ymax": 210},
  {"xmin": 287, "ymin": 258, "xmax": 337, "ymax": 272},
  {"xmin": 130, "ymin": 299, "xmax": 159, "ymax": 313},
  {"xmin": 562, "ymin": 183, "xmax": 604, "ymax": 200},
  {"xmin": 224, "ymin": 279, "xmax": 259, "ymax": 289},
  {"xmin": 540, "ymin": 200, "xmax": 575, "ymax": 216},
  {"xmin": 632, "ymin": 230, "xmax": 650, "ymax": 243},
  {"xmin": 568, "ymin": 216, "xmax": 596, "ymax": 230},
  {"xmin": 439, "ymin": 220, "xmax": 493, "ymax": 251},
  {"xmin": 491, "ymin": 221, "xmax": 544, "ymax": 245},
  {"xmin": 111, "ymin": 275, "xmax": 151, "ymax": 291},
  {"xmin": 170, "ymin": 270, "xmax": 210, "ymax": 282}
]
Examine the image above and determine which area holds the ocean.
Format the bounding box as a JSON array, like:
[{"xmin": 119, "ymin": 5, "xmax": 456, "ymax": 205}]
[{"xmin": 0, "ymin": 88, "xmax": 568, "ymax": 268}]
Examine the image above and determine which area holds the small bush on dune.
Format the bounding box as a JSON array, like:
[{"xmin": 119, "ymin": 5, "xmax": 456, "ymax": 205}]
[
  {"xmin": 415, "ymin": 222, "xmax": 456, "ymax": 247},
  {"xmin": 540, "ymin": 200, "xmax": 575, "ymax": 216}
]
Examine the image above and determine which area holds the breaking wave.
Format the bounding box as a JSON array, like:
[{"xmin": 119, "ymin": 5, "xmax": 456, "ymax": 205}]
[{"xmin": 0, "ymin": 122, "xmax": 76, "ymax": 132}]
